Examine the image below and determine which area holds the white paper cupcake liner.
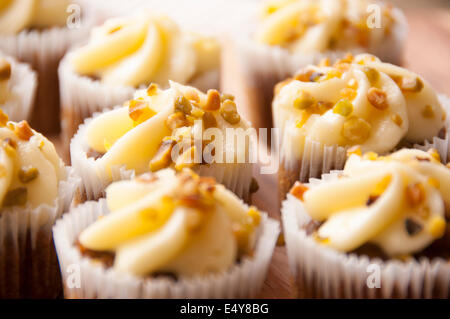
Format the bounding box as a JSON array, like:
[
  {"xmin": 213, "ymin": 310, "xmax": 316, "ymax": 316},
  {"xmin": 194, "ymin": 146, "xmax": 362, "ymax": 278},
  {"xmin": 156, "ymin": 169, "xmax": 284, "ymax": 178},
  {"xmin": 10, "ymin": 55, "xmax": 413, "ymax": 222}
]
[
  {"xmin": 0, "ymin": 167, "xmax": 81, "ymax": 298},
  {"xmin": 0, "ymin": 55, "xmax": 37, "ymax": 122},
  {"xmin": 0, "ymin": 1, "xmax": 96, "ymax": 133},
  {"xmin": 59, "ymin": 54, "xmax": 220, "ymax": 148},
  {"xmin": 53, "ymin": 198, "xmax": 280, "ymax": 299},
  {"xmin": 277, "ymin": 94, "xmax": 450, "ymax": 200},
  {"xmin": 71, "ymin": 108, "xmax": 254, "ymax": 202},
  {"xmin": 282, "ymin": 171, "xmax": 450, "ymax": 299}
]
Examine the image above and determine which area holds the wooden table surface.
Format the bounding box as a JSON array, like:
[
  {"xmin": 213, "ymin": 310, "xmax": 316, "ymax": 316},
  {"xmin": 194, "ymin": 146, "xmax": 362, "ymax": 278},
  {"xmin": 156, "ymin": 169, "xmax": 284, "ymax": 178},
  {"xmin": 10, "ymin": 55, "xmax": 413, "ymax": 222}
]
[
  {"xmin": 252, "ymin": 6, "xmax": 450, "ymax": 299},
  {"xmin": 51, "ymin": 4, "xmax": 450, "ymax": 300}
]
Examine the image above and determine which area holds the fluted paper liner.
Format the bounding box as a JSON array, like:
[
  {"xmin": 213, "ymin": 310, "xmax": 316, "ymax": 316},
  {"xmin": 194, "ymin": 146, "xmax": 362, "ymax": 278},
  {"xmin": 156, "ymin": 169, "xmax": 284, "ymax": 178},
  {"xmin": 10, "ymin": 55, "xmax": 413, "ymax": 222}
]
[
  {"xmin": 0, "ymin": 55, "xmax": 37, "ymax": 122},
  {"xmin": 59, "ymin": 54, "xmax": 219, "ymax": 148},
  {"xmin": 71, "ymin": 107, "xmax": 254, "ymax": 202},
  {"xmin": 53, "ymin": 199, "xmax": 279, "ymax": 299},
  {"xmin": 0, "ymin": 1, "xmax": 96, "ymax": 133},
  {"xmin": 282, "ymin": 171, "xmax": 450, "ymax": 299},
  {"xmin": 278, "ymin": 95, "xmax": 450, "ymax": 201},
  {"xmin": 0, "ymin": 167, "xmax": 81, "ymax": 298}
]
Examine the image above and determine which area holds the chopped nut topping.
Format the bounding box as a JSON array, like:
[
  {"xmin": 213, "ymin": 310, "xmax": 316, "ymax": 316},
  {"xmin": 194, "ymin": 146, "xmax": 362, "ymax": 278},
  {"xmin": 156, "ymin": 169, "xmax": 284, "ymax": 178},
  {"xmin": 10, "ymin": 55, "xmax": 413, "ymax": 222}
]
[
  {"xmin": 202, "ymin": 111, "xmax": 217, "ymax": 130},
  {"xmin": 14, "ymin": 121, "xmax": 34, "ymax": 141},
  {"xmin": 362, "ymin": 66, "xmax": 379, "ymax": 85},
  {"xmin": 363, "ymin": 151, "xmax": 378, "ymax": 161},
  {"xmin": 290, "ymin": 181, "xmax": 309, "ymax": 201},
  {"xmin": 341, "ymin": 116, "xmax": 371, "ymax": 143},
  {"xmin": 247, "ymin": 206, "xmax": 261, "ymax": 226},
  {"xmin": 309, "ymin": 72, "xmax": 324, "ymax": 82},
  {"xmin": 405, "ymin": 183, "xmax": 425, "ymax": 207},
  {"xmin": 399, "ymin": 76, "xmax": 424, "ymax": 93},
  {"xmin": 185, "ymin": 89, "xmax": 200, "ymax": 103},
  {"xmin": 427, "ymin": 216, "xmax": 446, "ymax": 238},
  {"xmin": 366, "ymin": 195, "xmax": 379, "ymax": 206},
  {"xmin": 203, "ymin": 89, "xmax": 221, "ymax": 111},
  {"xmin": 190, "ymin": 107, "xmax": 205, "ymax": 118},
  {"xmin": 340, "ymin": 88, "xmax": 357, "ymax": 101},
  {"xmin": 3, "ymin": 187, "xmax": 27, "ymax": 207},
  {"xmin": 373, "ymin": 175, "xmax": 392, "ymax": 196},
  {"xmin": 146, "ymin": 83, "xmax": 158, "ymax": 96},
  {"xmin": 18, "ymin": 166, "xmax": 39, "ymax": 183},
  {"xmin": 0, "ymin": 109, "xmax": 8, "ymax": 127},
  {"xmin": 347, "ymin": 145, "xmax": 362, "ymax": 157},
  {"xmin": 129, "ymin": 100, "xmax": 155, "ymax": 124},
  {"xmin": 391, "ymin": 113, "xmax": 403, "ymax": 126},
  {"xmin": 294, "ymin": 69, "xmax": 314, "ymax": 82},
  {"xmin": 405, "ymin": 218, "xmax": 423, "ymax": 236},
  {"xmin": 427, "ymin": 148, "xmax": 441, "ymax": 162},
  {"xmin": 367, "ymin": 87, "xmax": 388, "ymax": 110},
  {"xmin": 149, "ymin": 140, "xmax": 175, "ymax": 172},
  {"xmin": 0, "ymin": 58, "xmax": 11, "ymax": 81},
  {"xmin": 249, "ymin": 177, "xmax": 259, "ymax": 193},
  {"xmin": 220, "ymin": 100, "xmax": 240, "ymax": 125},
  {"xmin": 174, "ymin": 96, "xmax": 192, "ymax": 115},
  {"xmin": 294, "ymin": 91, "xmax": 315, "ymax": 110},
  {"xmin": 347, "ymin": 78, "xmax": 358, "ymax": 90},
  {"xmin": 2, "ymin": 138, "xmax": 16, "ymax": 157},
  {"xmin": 421, "ymin": 105, "xmax": 435, "ymax": 118},
  {"xmin": 166, "ymin": 112, "xmax": 188, "ymax": 130},
  {"xmin": 220, "ymin": 93, "xmax": 235, "ymax": 102},
  {"xmin": 333, "ymin": 99, "xmax": 353, "ymax": 117}
]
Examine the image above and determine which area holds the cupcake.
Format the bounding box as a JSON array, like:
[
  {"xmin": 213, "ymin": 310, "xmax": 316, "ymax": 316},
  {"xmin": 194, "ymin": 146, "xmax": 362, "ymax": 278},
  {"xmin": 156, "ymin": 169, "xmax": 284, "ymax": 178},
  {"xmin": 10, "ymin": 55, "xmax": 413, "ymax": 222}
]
[
  {"xmin": 0, "ymin": 55, "xmax": 37, "ymax": 122},
  {"xmin": 71, "ymin": 81, "xmax": 256, "ymax": 202},
  {"xmin": 53, "ymin": 168, "xmax": 279, "ymax": 298},
  {"xmin": 282, "ymin": 148, "xmax": 450, "ymax": 298},
  {"xmin": 59, "ymin": 10, "xmax": 221, "ymax": 147},
  {"xmin": 0, "ymin": 0, "xmax": 94, "ymax": 133},
  {"xmin": 0, "ymin": 111, "xmax": 80, "ymax": 298},
  {"xmin": 229, "ymin": 0, "xmax": 407, "ymax": 129},
  {"xmin": 274, "ymin": 53, "xmax": 449, "ymax": 202}
]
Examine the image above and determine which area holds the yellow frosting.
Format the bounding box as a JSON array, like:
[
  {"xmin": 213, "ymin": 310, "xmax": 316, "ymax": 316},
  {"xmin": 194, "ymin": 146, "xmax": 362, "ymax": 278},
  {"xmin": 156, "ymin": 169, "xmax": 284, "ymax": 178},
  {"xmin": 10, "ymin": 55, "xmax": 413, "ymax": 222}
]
[
  {"xmin": 70, "ymin": 12, "xmax": 220, "ymax": 88},
  {"xmin": 0, "ymin": 0, "xmax": 72, "ymax": 35},
  {"xmin": 296, "ymin": 149, "xmax": 449, "ymax": 257},
  {"xmin": 0, "ymin": 111, "xmax": 66, "ymax": 209},
  {"xmin": 79, "ymin": 169, "xmax": 261, "ymax": 277},
  {"xmin": 86, "ymin": 81, "xmax": 249, "ymax": 176},
  {"xmin": 273, "ymin": 54, "xmax": 446, "ymax": 158},
  {"xmin": 257, "ymin": 0, "xmax": 396, "ymax": 53}
]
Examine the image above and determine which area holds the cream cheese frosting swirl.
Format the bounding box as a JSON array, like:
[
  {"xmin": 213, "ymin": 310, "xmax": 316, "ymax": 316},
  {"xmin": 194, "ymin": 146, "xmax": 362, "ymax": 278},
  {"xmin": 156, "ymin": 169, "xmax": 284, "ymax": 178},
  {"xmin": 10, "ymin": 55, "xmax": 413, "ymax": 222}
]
[
  {"xmin": 70, "ymin": 12, "xmax": 220, "ymax": 88},
  {"xmin": 85, "ymin": 81, "xmax": 250, "ymax": 176},
  {"xmin": 79, "ymin": 169, "xmax": 261, "ymax": 277},
  {"xmin": 256, "ymin": 0, "xmax": 397, "ymax": 53},
  {"xmin": 273, "ymin": 53, "xmax": 446, "ymax": 159},
  {"xmin": 291, "ymin": 148, "xmax": 449, "ymax": 257},
  {"xmin": 0, "ymin": 110, "xmax": 66, "ymax": 209},
  {"xmin": 0, "ymin": 0, "xmax": 72, "ymax": 35}
]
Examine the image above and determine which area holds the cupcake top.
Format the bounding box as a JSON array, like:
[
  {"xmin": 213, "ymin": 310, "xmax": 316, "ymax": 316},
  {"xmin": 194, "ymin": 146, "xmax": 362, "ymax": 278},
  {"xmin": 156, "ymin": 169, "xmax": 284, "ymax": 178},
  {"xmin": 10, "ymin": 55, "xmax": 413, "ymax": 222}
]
[
  {"xmin": 273, "ymin": 53, "xmax": 446, "ymax": 155},
  {"xmin": 0, "ymin": 111, "xmax": 66, "ymax": 209},
  {"xmin": 78, "ymin": 168, "xmax": 261, "ymax": 277},
  {"xmin": 256, "ymin": 0, "xmax": 397, "ymax": 53},
  {"xmin": 70, "ymin": 11, "xmax": 220, "ymax": 88},
  {"xmin": 290, "ymin": 148, "xmax": 449, "ymax": 257},
  {"xmin": 0, "ymin": 58, "xmax": 11, "ymax": 105},
  {"xmin": 0, "ymin": 0, "xmax": 73, "ymax": 35},
  {"xmin": 85, "ymin": 81, "xmax": 250, "ymax": 175}
]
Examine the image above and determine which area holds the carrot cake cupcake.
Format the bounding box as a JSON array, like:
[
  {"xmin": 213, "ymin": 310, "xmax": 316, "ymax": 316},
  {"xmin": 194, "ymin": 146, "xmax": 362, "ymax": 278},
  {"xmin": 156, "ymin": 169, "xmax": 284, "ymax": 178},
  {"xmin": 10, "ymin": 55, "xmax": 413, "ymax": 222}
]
[
  {"xmin": 53, "ymin": 168, "xmax": 279, "ymax": 298},
  {"xmin": 274, "ymin": 53, "xmax": 449, "ymax": 201},
  {"xmin": 59, "ymin": 10, "xmax": 221, "ymax": 146},
  {"xmin": 0, "ymin": 55, "xmax": 37, "ymax": 122},
  {"xmin": 0, "ymin": 111, "xmax": 80, "ymax": 298},
  {"xmin": 71, "ymin": 81, "xmax": 255, "ymax": 202},
  {"xmin": 282, "ymin": 148, "xmax": 450, "ymax": 298},
  {"xmin": 0, "ymin": 0, "xmax": 94, "ymax": 133},
  {"xmin": 229, "ymin": 0, "xmax": 407, "ymax": 129}
]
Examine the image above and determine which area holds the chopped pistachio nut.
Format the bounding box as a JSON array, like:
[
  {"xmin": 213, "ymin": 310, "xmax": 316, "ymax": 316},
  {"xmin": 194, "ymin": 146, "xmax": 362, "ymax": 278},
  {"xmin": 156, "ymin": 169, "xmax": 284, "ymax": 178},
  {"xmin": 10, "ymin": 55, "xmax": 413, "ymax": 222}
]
[
  {"xmin": 399, "ymin": 76, "xmax": 424, "ymax": 93},
  {"xmin": 362, "ymin": 66, "xmax": 380, "ymax": 85},
  {"xmin": 146, "ymin": 83, "xmax": 158, "ymax": 96},
  {"xmin": 427, "ymin": 216, "xmax": 446, "ymax": 238},
  {"xmin": 18, "ymin": 166, "xmax": 39, "ymax": 183},
  {"xmin": 309, "ymin": 72, "xmax": 324, "ymax": 82},
  {"xmin": 340, "ymin": 88, "xmax": 357, "ymax": 101},
  {"xmin": 128, "ymin": 100, "xmax": 155, "ymax": 124},
  {"xmin": 405, "ymin": 183, "xmax": 425, "ymax": 207},
  {"xmin": 290, "ymin": 181, "xmax": 309, "ymax": 201},
  {"xmin": 0, "ymin": 58, "xmax": 11, "ymax": 81},
  {"xmin": 294, "ymin": 69, "xmax": 314, "ymax": 82},
  {"xmin": 293, "ymin": 91, "xmax": 315, "ymax": 110},
  {"xmin": 190, "ymin": 107, "xmax": 205, "ymax": 118},
  {"xmin": 174, "ymin": 96, "xmax": 192, "ymax": 115},
  {"xmin": 202, "ymin": 111, "xmax": 217, "ymax": 129},
  {"xmin": 342, "ymin": 116, "xmax": 371, "ymax": 143},
  {"xmin": 166, "ymin": 112, "xmax": 188, "ymax": 130},
  {"xmin": 315, "ymin": 101, "xmax": 334, "ymax": 114},
  {"xmin": 422, "ymin": 105, "xmax": 435, "ymax": 118},
  {"xmin": 184, "ymin": 89, "xmax": 200, "ymax": 103},
  {"xmin": 333, "ymin": 99, "xmax": 353, "ymax": 117},
  {"xmin": 175, "ymin": 146, "xmax": 197, "ymax": 170},
  {"xmin": 149, "ymin": 140, "xmax": 175, "ymax": 172},
  {"xmin": 3, "ymin": 187, "xmax": 27, "ymax": 207},
  {"xmin": 367, "ymin": 88, "xmax": 388, "ymax": 110},
  {"xmin": 203, "ymin": 89, "xmax": 221, "ymax": 111},
  {"xmin": 220, "ymin": 93, "xmax": 235, "ymax": 102},
  {"xmin": 14, "ymin": 121, "xmax": 34, "ymax": 141},
  {"xmin": 220, "ymin": 100, "xmax": 240, "ymax": 125},
  {"xmin": 0, "ymin": 109, "xmax": 8, "ymax": 126},
  {"xmin": 347, "ymin": 145, "xmax": 362, "ymax": 157},
  {"xmin": 2, "ymin": 138, "xmax": 16, "ymax": 157},
  {"xmin": 391, "ymin": 113, "xmax": 403, "ymax": 126}
]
